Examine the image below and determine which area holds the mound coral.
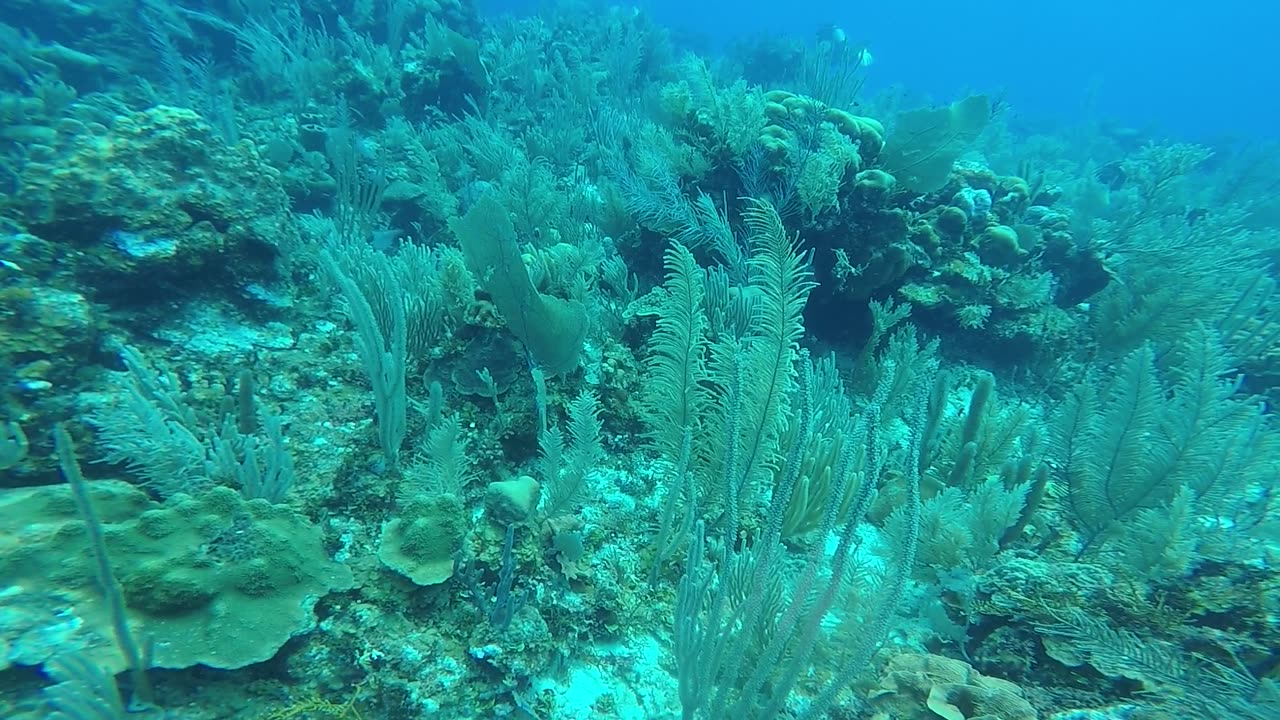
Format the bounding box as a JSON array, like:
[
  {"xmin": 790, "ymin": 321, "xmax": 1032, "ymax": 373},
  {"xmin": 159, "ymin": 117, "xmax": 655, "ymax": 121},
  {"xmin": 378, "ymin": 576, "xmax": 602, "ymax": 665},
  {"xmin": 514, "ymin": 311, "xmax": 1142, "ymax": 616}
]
[
  {"xmin": 868, "ymin": 652, "xmax": 1038, "ymax": 720},
  {"xmin": 0, "ymin": 482, "xmax": 353, "ymax": 672}
]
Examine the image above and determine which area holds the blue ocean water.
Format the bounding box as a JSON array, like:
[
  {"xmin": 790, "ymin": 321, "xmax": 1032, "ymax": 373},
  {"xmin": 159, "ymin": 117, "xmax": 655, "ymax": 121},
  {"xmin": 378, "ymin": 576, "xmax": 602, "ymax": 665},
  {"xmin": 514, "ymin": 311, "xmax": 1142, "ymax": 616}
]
[
  {"xmin": 490, "ymin": 0, "xmax": 1279, "ymax": 141},
  {"xmin": 0, "ymin": 1, "xmax": 1277, "ymax": 719}
]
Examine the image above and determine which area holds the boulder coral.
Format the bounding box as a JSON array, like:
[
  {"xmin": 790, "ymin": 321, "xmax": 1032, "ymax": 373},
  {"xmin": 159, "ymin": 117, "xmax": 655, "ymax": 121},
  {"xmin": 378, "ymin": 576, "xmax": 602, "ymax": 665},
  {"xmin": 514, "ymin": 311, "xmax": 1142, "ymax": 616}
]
[
  {"xmin": 868, "ymin": 652, "xmax": 1038, "ymax": 720},
  {"xmin": 0, "ymin": 482, "xmax": 353, "ymax": 672}
]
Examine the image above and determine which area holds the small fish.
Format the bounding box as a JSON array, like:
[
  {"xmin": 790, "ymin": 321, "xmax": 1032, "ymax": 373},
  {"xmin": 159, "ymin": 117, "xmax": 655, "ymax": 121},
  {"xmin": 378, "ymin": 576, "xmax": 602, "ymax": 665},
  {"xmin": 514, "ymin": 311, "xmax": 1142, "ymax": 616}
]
[
  {"xmin": 817, "ymin": 25, "xmax": 872, "ymax": 67},
  {"xmin": 820, "ymin": 24, "xmax": 847, "ymax": 44},
  {"xmin": 1094, "ymin": 161, "xmax": 1126, "ymax": 191}
]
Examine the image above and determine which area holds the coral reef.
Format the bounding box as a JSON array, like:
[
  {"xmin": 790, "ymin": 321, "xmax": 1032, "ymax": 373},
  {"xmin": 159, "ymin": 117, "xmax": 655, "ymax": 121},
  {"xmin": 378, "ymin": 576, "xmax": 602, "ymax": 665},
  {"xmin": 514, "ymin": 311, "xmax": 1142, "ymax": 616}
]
[{"xmin": 0, "ymin": 2, "xmax": 1276, "ymax": 719}]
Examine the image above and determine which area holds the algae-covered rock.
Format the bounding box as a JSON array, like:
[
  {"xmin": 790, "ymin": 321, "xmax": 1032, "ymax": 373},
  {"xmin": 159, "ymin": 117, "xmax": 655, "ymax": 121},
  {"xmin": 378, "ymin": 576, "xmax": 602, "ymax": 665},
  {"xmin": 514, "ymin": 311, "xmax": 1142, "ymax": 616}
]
[
  {"xmin": 0, "ymin": 482, "xmax": 353, "ymax": 672},
  {"xmin": 6, "ymin": 105, "xmax": 296, "ymax": 291}
]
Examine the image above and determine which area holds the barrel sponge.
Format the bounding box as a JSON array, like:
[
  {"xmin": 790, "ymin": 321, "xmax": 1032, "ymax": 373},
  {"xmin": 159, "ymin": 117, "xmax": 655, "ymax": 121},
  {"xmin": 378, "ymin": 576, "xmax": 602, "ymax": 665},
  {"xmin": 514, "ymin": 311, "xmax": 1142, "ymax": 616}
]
[{"xmin": 0, "ymin": 482, "xmax": 354, "ymax": 673}]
